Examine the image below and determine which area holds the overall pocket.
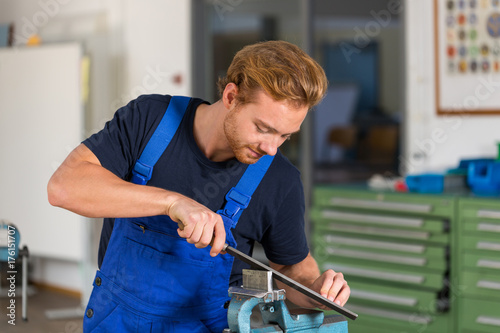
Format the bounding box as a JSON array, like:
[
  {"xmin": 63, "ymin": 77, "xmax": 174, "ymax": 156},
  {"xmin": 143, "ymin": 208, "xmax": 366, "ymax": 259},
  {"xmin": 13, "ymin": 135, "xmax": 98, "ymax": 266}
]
[
  {"xmin": 116, "ymin": 236, "xmax": 215, "ymax": 308},
  {"xmin": 84, "ymin": 284, "xmax": 133, "ymax": 333}
]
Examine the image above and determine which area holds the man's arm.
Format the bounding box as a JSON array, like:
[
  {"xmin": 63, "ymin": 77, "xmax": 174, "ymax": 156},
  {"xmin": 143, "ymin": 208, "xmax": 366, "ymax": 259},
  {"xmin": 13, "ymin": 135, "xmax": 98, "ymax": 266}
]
[
  {"xmin": 269, "ymin": 253, "xmax": 350, "ymax": 309},
  {"xmin": 47, "ymin": 143, "xmax": 226, "ymax": 256}
]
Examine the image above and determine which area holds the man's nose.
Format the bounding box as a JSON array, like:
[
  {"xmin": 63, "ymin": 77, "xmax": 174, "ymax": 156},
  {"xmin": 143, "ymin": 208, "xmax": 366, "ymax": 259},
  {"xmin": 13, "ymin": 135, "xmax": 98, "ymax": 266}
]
[{"xmin": 259, "ymin": 137, "xmax": 280, "ymax": 156}]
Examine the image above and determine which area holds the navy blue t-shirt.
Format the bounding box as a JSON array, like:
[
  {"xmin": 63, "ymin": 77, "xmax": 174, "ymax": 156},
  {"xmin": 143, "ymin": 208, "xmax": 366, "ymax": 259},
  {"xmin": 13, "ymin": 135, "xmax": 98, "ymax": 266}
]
[{"xmin": 83, "ymin": 94, "xmax": 309, "ymax": 286}]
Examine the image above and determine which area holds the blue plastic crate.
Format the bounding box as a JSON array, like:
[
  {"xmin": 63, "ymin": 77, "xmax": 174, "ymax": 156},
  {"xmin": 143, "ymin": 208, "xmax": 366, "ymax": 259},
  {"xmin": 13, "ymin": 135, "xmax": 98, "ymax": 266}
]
[
  {"xmin": 468, "ymin": 160, "xmax": 500, "ymax": 195},
  {"xmin": 448, "ymin": 158, "xmax": 495, "ymax": 176},
  {"xmin": 405, "ymin": 174, "xmax": 444, "ymax": 193}
]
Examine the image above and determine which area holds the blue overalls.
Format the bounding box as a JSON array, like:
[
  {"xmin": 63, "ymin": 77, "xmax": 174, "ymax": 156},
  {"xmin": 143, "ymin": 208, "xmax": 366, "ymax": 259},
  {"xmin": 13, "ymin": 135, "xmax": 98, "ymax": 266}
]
[{"xmin": 83, "ymin": 96, "xmax": 274, "ymax": 332}]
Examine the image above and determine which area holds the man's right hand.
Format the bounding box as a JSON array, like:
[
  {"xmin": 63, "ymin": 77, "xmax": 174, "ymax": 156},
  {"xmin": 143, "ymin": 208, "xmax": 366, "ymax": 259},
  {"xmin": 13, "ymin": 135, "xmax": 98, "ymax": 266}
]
[{"xmin": 166, "ymin": 195, "xmax": 226, "ymax": 257}]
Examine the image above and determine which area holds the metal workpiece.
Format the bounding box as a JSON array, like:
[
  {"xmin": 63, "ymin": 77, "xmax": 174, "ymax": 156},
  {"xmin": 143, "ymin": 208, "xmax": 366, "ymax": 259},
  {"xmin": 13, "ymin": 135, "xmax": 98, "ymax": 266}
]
[
  {"xmin": 242, "ymin": 269, "xmax": 273, "ymax": 292},
  {"xmin": 229, "ymin": 286, "xmax": 286, "ymax": 303},
  {"xmin": 229, "ymin": 269, "xmax": 285, "ymax": 304}
]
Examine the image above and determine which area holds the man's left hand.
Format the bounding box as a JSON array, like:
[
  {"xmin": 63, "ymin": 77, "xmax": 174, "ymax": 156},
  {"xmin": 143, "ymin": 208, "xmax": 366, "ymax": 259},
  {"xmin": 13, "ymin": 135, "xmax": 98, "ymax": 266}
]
[
  {"xmin": 270, "ymin": 254, "xmax": 350, "ymax": 310},
  {"xmin": 309, "ymin": 269, "xmax": 350, "ymax": 309}
]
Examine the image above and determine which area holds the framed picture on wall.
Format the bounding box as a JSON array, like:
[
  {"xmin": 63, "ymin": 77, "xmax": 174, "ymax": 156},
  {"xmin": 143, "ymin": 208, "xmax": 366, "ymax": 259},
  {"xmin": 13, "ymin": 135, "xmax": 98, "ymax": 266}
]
[{"xmin": 435, "ymin": 0, "xmax": 500, "ymax": 114}]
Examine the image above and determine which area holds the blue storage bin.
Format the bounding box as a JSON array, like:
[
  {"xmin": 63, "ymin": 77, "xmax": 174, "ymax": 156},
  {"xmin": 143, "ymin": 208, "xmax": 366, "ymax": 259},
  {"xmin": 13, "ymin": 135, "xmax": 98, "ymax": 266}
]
[
  {"xmin": 468, "ymin": 160, "xmax": 500, "ymax": 195},
  {"xmin": 405, "ymin": 174, "xmax": 444, "ymax": 193},
  {"xmin": 448, "ymin": 158, "xmax": 495, "ymax": 176}
]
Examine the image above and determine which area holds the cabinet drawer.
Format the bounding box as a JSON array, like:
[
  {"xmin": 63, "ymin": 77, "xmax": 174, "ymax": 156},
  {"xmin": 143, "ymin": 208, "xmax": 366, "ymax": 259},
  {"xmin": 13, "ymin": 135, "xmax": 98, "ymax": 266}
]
[
  {"xmin": 462, "ymin": 236, "xmax": 500, "ymax": 252},
  {"xmin": 460, "ymin": 298, "xmax": 500, "ymax": 333},
  {"xmin": 462, "ymin": 219, "xmax": 500, "ymax": 235},
  {"xmin": 460, "ymin": 202, "xmax": 500, "ymax": 221},
  {"xmin": 314, "ymin": 243, "xmax": 447, "ymax": 271},
  {"xmin": 312, "ymin": 208, "xmax": 446, "ymax": 232},
  {"xmin": 313, "ymin": 221, "xmax": 449, "ymax": 244},
  {"xmin": 462, "ymin": 252, "xmax": 500, "ymax": 273},
  {"xmin": 461, "ymin": 270, "xmax": 500, "ymax": 299},
  {"xmin": 318, "ymin": 260, "xmax": 445, "ymax": 290},
  {"xmin": 348, "ymin": 280, "xmax": 440, "ymax": 313},
  {"xmin": 313, "ymin": 233, "xmax": 447, "ymax": 258},
  {"xmin": 314, "ymin": 187, "xmax": 454, "ymax": 218}
]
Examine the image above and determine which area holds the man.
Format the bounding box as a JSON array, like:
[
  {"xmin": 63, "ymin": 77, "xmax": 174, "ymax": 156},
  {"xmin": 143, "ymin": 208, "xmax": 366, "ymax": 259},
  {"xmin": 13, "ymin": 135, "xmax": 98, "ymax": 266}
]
[{"xmin": 48, "ymin": 40, "xmax": 350, "ymax": 332}]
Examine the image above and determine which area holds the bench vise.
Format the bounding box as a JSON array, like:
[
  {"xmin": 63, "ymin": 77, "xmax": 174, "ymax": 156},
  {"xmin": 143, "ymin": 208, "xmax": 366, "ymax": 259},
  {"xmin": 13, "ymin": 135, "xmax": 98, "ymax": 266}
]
[{"xmin": 225, "ymin": 270, "xmax": 348, "ymax": 332}]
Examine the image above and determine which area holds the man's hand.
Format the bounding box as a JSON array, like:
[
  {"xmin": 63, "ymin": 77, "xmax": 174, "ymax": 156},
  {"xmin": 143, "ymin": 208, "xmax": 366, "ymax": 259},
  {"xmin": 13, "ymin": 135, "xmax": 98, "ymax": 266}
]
[
  {"xmin": 270, "ymin": 254, "xmax": 350, "ymax": 310},
  {"xmin": 309, "ymin": 269, "xmax": 350, "ymax": 309},
  {"xmin": 166, "ymin": 195, "xmax": 226, "ymax": 257}
]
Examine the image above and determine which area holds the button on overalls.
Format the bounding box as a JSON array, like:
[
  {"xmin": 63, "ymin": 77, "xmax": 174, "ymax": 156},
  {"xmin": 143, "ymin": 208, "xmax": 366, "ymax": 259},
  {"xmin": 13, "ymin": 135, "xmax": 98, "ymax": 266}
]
[{"xmin": 82, "ymin": 96, "xmax": 274, "ymax": 332}]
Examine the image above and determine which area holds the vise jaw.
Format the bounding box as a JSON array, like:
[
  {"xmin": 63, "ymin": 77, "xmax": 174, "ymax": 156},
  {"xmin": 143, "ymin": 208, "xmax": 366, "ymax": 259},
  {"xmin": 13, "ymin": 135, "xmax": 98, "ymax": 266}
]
[{"xmin": 225, "ymin": 269, "xmax": 348, "ymax": 332}]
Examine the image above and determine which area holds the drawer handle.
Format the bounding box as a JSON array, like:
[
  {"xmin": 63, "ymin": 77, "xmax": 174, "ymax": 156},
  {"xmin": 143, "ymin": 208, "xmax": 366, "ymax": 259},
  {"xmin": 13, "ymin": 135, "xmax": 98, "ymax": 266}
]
[
  {"xmin": 320, "ymin": 210, "xmax": 424, "ymax": 227},
  {"xmin": 350, "ymin": 289, "xmax": 418, "ymax": 306},
  {"xmin": 347, "ymin": 304, "xmax": 432, "ymax": 324},
  {"xmin": 323, "ymin": 235, "xmax": 426, "ymax": 254},
  {"xmin": 330, "ymin": 198, "xmax": 432, "ymax": 213},
  {"xmin": 326, "ymin": 248, "xmax": 428, "ymax": 267},
  {"xmin": 477, "ymin": 210, "xmax": 500, "ymax": 219},
  {"xmin": 476, "ymin": 316, "xmax": 500, "ymax": 327},
  {"xmin": 477, "ymin": 259, "xmax": 500, "ymax": 269},
  {"xmin": 478, "ymin": 223, "xmax": 500, "ymax": 233},
  {"xmin": 477, "ymin": 280, "xmax": 500, "ymax": 290},
  {"xmin": 327, "ymin": 224, "xmax": 431, "ymax": 240},
  {"xmin": 477, "ymin": 242, "xmax": 500, "ymax": 251},
  {"xmin": 324, "ymin": 264, "xmax": 426, "ymax": 284}
]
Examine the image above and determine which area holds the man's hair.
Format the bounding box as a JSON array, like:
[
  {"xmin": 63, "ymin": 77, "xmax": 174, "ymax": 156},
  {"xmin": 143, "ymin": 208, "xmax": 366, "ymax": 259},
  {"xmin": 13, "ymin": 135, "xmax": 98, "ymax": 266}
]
[{"xmin": 217, "ymin": 40, "xmax": 327, "ymax": 109}]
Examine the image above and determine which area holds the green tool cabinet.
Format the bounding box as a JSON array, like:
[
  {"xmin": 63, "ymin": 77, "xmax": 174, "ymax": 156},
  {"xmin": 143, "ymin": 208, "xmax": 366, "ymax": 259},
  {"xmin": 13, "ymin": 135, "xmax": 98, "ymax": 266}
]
[
  {"xmin": 458, "ymin": 198, "xmax": 500, "ymax": 333},
  {"xmin": 311, "ymin": 185, "xmax": 500, "ymax": 332},
  {"xmin": 311, "ymin": 186, "xmax": 455, "ymax": 333}
]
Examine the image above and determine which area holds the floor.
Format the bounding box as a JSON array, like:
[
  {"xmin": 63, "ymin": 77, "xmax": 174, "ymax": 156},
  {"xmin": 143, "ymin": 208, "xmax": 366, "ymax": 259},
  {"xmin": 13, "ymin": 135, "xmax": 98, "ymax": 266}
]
[{"xmin": 0, "ymin": 287, "xmax": 84, "ymax": 333}]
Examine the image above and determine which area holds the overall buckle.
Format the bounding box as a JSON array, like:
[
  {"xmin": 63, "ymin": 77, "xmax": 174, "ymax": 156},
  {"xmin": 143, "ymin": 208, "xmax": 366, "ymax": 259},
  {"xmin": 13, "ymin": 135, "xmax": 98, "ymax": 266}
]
[
  {"xmin": 221, "ymin": 187, "xmax": 252, "ymax": 222},
  {"xmin": 131, "ymin": 160, "xmax": 153, "ymax": 185}
]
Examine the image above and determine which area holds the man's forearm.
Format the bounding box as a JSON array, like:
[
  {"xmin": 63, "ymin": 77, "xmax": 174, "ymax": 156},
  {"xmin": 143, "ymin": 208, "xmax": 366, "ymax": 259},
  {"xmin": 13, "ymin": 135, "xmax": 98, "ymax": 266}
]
[{"xmin": 47, "ymin": 144, "xmax": 176, "ymax": 218}]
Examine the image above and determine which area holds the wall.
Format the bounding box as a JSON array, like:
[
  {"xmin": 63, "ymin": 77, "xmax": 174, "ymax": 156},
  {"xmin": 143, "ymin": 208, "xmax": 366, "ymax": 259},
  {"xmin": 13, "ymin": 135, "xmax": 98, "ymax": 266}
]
[
  {"xmin": 0, "ymin": 0, "xmax": 191, "ymax": 293},
  {"xmin": 403, "ymin": 0, "xmax": 500, "ymax": 175},
  {"xmin": 117, "ymin": 0, "xmax": 192, "ymax": 109}
]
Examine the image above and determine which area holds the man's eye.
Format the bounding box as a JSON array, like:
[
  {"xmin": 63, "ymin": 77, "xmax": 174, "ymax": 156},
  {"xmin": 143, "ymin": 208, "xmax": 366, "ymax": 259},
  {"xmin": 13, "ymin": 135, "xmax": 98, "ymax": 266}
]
[{"xmin": 256, "ymin": 126, "xmax": 266, "ymax": 133}]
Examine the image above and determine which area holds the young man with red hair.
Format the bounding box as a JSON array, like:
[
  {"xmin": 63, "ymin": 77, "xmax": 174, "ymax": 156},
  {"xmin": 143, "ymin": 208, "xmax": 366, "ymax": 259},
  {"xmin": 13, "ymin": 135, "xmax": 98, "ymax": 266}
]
[{"xmin": 48, "ymin": 40, "xmax": 350, "ymax": 332}]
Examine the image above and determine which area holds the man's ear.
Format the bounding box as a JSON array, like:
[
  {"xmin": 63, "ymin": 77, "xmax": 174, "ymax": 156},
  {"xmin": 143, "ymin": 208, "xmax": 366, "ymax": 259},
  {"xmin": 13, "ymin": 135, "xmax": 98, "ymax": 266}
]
[{"xmin": 222, "ymin": 83, "xmax": 238, "ymax": 110}]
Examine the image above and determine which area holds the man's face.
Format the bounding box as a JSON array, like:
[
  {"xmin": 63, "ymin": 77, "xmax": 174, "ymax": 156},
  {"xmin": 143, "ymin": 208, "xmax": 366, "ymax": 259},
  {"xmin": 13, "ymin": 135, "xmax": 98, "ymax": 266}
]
[{"xmin": 223, "ymin": 89, "xmax": 308, "ymax": 164}]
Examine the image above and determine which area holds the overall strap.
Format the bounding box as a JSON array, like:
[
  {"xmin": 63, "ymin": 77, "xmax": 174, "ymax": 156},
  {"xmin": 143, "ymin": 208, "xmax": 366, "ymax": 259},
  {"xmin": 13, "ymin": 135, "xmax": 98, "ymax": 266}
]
[
  {"xmin": 130, "ymin": 94, "xmax": 274, "ymax": 226},
  {"xmin": 131, "ymin": 96, "xmax": 191, "ymax": 185},
  {"xmin": 218, "ymin": 154, "xmax": 275, "ymax": 228}
]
